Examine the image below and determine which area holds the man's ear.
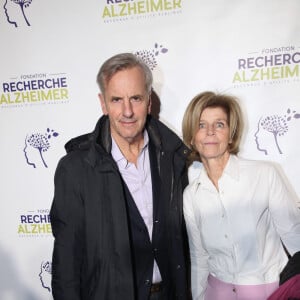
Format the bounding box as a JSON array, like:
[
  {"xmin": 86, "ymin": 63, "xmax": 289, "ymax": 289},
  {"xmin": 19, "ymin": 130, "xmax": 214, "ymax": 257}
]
[{"xmin": 99, "ymin": 93, "xmax": 108, "ymax": 115}]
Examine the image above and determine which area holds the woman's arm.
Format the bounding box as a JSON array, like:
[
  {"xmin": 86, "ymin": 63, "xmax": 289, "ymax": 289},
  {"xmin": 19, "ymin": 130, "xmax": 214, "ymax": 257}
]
[
  {"xmin": 268, "ymin": 164, "xmax": 300, "ymax": 255},
  {"xmin": 183, "ymin": 187, "xmax": 210, "ymax": 300}
]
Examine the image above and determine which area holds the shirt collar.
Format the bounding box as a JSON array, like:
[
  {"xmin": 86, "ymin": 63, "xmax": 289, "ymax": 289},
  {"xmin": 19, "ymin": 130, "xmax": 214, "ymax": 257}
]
[
  {"xmin": 196, "ymin": 154, "xmax": 240, "ymax": 185},
  {"xmin": 222, "ymin": 154, "xmax": 240, "ymax": 181},
  {"xmin": 111, "ymin": 130, "xmax": 149, "ymax": 164}
]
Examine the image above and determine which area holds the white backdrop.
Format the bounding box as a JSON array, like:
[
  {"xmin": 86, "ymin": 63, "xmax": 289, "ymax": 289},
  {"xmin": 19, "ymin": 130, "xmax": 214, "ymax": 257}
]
[{"xmin": 1, "ymin": 0, "xmax": 300, "ymax": 298}]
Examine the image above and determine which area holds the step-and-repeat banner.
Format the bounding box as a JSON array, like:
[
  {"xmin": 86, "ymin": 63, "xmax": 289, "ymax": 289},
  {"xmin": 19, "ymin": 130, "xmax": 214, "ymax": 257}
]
[{"xmin": 1, "ymin": 0, "xmax": 300, "ymax": 298}]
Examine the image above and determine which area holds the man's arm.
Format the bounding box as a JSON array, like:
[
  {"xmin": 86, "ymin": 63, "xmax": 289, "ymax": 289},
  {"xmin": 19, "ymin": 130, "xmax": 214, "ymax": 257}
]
[{"xmin": 50, "ymin": 158, "xmax": 84, "ymax": 300}]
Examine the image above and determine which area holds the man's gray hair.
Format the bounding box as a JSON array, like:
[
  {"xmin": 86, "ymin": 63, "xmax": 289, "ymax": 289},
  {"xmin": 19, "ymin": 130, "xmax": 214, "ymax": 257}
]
[{"xmin": 96, "ymin": 52, "xmax": 153, "ymax": 95}]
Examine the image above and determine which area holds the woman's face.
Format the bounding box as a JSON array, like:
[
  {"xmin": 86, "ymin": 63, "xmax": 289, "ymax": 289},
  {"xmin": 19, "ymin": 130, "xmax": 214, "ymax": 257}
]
[{"xmin": 192, "ymin": 106, "xmax": 231, "ymax": 161}]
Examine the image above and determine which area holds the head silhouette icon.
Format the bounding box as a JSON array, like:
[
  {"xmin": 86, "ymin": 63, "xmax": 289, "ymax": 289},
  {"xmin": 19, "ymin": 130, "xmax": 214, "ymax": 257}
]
[
  {"xmin": 254, "ymin": 109, "xmax": 300, "ymax": 155},
  {"xmin": 23, "ymin": 128, "xmax": 59, "ymax": 168},
  {"xmin": 39, "ymin": 261, "xmax": 52, "ymax": 292},
  {"xmin": 3, "ymin": 0, "xmax": 32, "ymax": 27}
]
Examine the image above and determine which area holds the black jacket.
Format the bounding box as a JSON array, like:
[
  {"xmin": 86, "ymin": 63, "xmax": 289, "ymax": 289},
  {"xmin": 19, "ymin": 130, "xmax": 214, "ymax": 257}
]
[
  {"xmin": 50, "ymin": 115, "xmax": 191, "ymax": 300},
  {"xmin": 280, "ymin": 251, "xmax": 300, "ymax": 285}
]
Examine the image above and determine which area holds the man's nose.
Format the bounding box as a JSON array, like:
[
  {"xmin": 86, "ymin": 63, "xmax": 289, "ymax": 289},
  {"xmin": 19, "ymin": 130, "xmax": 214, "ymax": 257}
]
[{"xmin": 123, "ymin": 99, "xmax": 134, "ymax": 117}]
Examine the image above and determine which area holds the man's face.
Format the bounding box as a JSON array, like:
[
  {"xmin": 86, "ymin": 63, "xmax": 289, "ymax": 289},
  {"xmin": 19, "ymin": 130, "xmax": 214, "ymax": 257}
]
[{"xmin": 99, "ymin": 66, "xmax": 151, "ymax": 145}]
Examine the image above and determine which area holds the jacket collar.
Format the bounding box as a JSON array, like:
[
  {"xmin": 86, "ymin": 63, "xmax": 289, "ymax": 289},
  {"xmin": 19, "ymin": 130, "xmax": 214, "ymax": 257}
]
[
  {"xmin": 94, "ymin": 114, "xmax": 188, "ymax": 154},
  {"xmin": 65, "ymin": 114, "xmax": 190, "ymax": 168}
]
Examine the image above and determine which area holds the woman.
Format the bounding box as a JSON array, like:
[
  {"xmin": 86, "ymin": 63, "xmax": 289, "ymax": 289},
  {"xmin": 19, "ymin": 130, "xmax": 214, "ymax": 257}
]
[{"xmin": 182, "ymin": 91, "xmax": 300, "ymax": 300}]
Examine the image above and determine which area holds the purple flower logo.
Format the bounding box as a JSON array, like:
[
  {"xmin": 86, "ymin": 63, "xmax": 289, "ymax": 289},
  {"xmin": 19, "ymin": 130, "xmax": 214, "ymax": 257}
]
[
  {"xmin": 23, "ymin": 128, "xmax": 59, "ymax": 168},
  {"xmin": 135, "ymin": 43, "xmax": 168, "ymax": 70},
  {"xmin": 255, "ymin": 109, "xmax": 300, "ymax": 155}
]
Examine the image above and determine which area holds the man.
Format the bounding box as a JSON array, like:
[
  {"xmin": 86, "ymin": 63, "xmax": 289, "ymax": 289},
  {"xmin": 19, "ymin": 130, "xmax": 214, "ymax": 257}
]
[{"xmin": 50, "ymin": 53, "xmax": 190, "ymax": 300}]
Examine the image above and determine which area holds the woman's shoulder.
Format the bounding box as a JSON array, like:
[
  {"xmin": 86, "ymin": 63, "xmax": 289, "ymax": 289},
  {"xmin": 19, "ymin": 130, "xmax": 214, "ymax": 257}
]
[
  {"xmin": 184, "ymin": 161, "xmax": 204, "ymax": 196},
  {"xmin": 187, "ymin": 160, "xmax": 204, "ymax": 183},
  {"xmin": 236, "ymin": 155, "xmax": 277, "ymax": 174}
]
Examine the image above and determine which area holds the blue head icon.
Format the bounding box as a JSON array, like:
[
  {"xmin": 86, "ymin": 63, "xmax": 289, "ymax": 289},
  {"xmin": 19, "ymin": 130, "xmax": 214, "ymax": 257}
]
[
  {"xmin": 3, "ymin": 0, "xmax": 32, "ymax": 27},
  {"xmin": 23, "ymin": 128, "xmax": 59, "ymax": 168},
  {"xmin": 39, "ymin": 260, "xmax": 52, "ymax": 292},
  {"xmin": 254, "ymin": 109, "xmax": 300, "ymax": 155}
]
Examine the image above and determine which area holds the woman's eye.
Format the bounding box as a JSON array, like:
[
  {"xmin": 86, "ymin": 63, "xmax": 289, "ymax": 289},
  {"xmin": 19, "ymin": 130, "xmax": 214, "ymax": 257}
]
[{"xmin": 216, "ymin": 122, "xmax": 225, "ymax": 128}]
